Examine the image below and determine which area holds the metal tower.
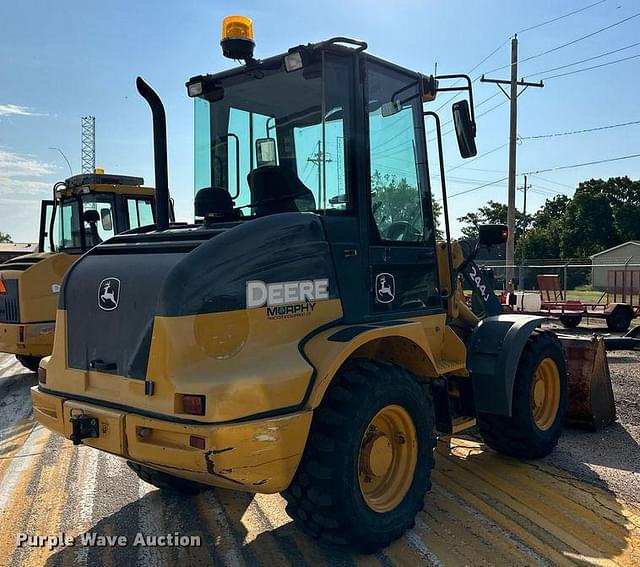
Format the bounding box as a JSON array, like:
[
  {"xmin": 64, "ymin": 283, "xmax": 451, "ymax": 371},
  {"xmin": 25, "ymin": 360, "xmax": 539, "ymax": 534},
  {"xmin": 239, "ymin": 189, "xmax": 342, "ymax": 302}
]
[{"xmin": 81, "ymin": 116, "xmax": 96, "ymax": 173}]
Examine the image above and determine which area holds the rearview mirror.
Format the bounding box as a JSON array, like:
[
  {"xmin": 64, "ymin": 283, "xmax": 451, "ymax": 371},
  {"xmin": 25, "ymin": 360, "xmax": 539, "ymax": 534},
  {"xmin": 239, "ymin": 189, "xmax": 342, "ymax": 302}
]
[
  {"xmin": 255, "ymin": 138, "xmax": 277, "ymax": 167},
  {"xmin": 478, "ymin": 224, "xmax": 508, "ymax": 247},
  {"xmin": 381, "ymin": 100, "xmax": 402, "ymax": 117},
  {"xmin": 100, "ymin": 208, "xmax": 113, "ymax": 231},
  {"xmin": 452, "ymin": 100, "xmax": 477, "ymax": 158}
]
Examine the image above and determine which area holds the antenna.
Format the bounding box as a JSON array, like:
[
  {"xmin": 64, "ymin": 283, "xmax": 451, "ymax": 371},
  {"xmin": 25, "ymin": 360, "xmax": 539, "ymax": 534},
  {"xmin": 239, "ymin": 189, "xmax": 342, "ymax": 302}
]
[{"xmin": 81, "ymin": 116, "xmax": 96, "ymax": 173}]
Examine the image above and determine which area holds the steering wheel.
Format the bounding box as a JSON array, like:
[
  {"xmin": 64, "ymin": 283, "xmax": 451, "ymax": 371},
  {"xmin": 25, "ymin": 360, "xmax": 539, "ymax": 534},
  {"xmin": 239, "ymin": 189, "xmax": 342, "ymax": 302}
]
[{"xmin": 384, "ymin": 221, "xmax": 420, "ymax": 241}]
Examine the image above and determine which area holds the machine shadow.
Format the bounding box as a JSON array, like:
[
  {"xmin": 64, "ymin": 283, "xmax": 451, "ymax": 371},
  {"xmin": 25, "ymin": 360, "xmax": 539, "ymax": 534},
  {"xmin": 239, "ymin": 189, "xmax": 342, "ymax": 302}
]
[
  {"xmin": 42, "ymin": 487, "xmax": 356, "ymax": 566},
  {"xmin": 43, "ymin": 431, "xmax": 637, "ymax": 567}
]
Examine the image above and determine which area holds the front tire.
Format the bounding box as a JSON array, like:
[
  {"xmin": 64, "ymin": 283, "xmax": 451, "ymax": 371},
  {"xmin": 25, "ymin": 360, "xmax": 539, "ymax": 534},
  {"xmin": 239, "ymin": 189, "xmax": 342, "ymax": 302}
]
[
  {"xmin": 477, "ymin": 329, "xmax": 567, "ymax": 459},
  {"xmin": 16, "ymin": 355, "xmax": 41, "ymax": 373},
  {"xmin": 283, "ymin": 359, "xmax": 435, "ymax": 553}
]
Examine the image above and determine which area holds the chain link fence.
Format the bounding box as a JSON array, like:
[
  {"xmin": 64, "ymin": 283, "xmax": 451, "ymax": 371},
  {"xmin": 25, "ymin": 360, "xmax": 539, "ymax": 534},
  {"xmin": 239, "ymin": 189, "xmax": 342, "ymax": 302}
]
[{"xmin": 475, "ymin": 260, "xmax": 640, "ymax": 300}]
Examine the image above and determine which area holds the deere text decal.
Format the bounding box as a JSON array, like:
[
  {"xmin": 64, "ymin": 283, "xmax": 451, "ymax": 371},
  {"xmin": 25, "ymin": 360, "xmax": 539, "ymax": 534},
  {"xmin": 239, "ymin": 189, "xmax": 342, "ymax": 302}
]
[{"xmin": 246, "ymin": 279, "xmax": 329, "ymax": 320}]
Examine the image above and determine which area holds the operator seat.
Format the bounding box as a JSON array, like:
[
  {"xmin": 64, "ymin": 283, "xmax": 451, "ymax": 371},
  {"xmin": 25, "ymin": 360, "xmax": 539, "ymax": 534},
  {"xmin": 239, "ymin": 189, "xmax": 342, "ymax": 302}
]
[
  {"xmin": 247, "ymin": 165, "xmax": 316, "ymax": 216},
  {"xmin": 194, "ymin": 186, "xmax": 240, "ymax": 223},
  {"xmin": 83, "ymin": 209, "xmax": 102, "ymax": 247}
]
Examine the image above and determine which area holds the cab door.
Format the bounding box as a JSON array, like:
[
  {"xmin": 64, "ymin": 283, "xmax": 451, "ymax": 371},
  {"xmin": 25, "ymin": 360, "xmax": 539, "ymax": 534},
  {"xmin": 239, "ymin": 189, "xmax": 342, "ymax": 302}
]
[
  {"xmin": 364, "ymin": 60, "xmax": 442, "ymax": 318},
  {"xmin": 38, "ymin": 200, "xmax": 55, "ymax": 253}
]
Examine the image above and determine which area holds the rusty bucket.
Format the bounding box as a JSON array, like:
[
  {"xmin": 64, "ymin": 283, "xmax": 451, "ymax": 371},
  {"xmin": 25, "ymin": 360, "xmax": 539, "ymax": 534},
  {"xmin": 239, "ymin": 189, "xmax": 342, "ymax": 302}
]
[{"xmin": 558, "ymin": 335, "xmax": 617, "ymax": 430}]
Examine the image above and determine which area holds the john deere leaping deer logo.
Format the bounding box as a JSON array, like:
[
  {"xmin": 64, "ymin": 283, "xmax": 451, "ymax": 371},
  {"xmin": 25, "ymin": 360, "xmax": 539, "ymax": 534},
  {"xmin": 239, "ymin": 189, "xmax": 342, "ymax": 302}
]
[
  {"xmin": 98, "ymin": 278, "xmax": 121, "ymax": 311},
  {"xmin": 375, "ymin": 273, "xmax": 395, "ymax": 304}
]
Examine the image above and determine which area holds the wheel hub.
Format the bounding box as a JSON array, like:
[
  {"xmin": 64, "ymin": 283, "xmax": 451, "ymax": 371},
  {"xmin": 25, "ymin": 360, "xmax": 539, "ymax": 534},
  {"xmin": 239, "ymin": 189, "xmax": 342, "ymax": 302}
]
[
  {"xmin": 531, "ymin": 357, "xmax": 561, "ymax": 431},
  {"xmin": 358, "ymin": 405, "xmax": 417, "ymax": 513}
]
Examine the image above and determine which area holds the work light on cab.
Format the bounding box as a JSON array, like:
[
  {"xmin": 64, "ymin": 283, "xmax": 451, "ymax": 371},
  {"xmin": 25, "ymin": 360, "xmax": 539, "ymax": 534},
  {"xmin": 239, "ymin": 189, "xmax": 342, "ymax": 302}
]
[{"xmin": 220, "ymin": 15, "xmax": 255, "ymax": 62}]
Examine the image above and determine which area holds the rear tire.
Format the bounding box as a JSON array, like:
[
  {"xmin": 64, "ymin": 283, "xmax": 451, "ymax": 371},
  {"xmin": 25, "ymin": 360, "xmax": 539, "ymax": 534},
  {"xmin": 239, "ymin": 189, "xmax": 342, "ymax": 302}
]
[
  {"xmin": 283, "ymin": 359, "xmax": 435, "ymax": 553},
  {"xmin": 477, "ymin": 329, "xmax": 567, "ymax": 459},
  {"xmin": 126, "ymin": 461, "xmax": 210, "ymax": 494},
  {"xmin": 606, "ymin": 309, "xmax": 632, "ymax": 332},
  {"xmin": 559, "ymin": 314, "xmax": 582, "ymax": 328},
  {"xmin": 16, "ymin": 355, "xmax": 41, "ymax": 373}
]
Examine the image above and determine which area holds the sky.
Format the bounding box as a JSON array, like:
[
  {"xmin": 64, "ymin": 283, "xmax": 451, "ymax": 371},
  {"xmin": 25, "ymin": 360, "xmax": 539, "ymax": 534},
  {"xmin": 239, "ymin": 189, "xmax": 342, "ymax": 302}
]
[{"xmin": 1, "ymin": 0, "xmax": 639, "ymax": 242}]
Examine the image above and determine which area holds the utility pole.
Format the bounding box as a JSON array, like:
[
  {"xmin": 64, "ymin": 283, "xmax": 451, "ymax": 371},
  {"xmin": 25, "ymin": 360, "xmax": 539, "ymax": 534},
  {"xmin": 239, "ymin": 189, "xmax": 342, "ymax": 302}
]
[
  {"xmin": 481, "ymin": 35, "xmax": 543, "ymax": 284},
  {"xmin": 307, "ymin": 141, "xmax": 332, "ymax": 209},
  {"xmin": 518, "ymin": 174, "xmax": 531, "ymax": 288}
]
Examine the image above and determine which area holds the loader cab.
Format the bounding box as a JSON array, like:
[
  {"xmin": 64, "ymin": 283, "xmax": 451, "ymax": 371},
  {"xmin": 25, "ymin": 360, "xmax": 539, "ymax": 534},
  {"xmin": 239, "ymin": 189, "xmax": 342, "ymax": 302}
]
[
  {"xmin": 41, "ymin": 173, "xmax": 156, "ymax": 254},
  {"xmin": 188, "ymin": 40, "xmax": 476, "ymax": 323}
]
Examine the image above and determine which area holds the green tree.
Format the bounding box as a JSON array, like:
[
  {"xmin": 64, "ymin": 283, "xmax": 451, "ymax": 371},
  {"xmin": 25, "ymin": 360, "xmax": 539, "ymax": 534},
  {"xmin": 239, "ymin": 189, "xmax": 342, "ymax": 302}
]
[
  {"xmin": 371, "ymin": 170, "xmax": 443, "ymax": 239},
  {"xmin": 520, "ymin": 194, "xmax": 570, "ymax": 260},
  {"xmin": 530, "ymin": 194, "xmax": 571, "ymax": 231},
  {"xmin": 0, "ymin": 231, "xmax": 12, "ymax": 243},
  {"xmin": 573, "ymin": 177, "xmax": 640, "ymax": 242},
  {"xmin": 457, "ymin": 200, "xmax": 531, "ymax": 242},
  {"xmin": 614, "ymin": 203, "xmax": 640, "ymax": 242},
  {"xmin": 560, "ymin": 191, "xmax": 618, "ymax": 258}
]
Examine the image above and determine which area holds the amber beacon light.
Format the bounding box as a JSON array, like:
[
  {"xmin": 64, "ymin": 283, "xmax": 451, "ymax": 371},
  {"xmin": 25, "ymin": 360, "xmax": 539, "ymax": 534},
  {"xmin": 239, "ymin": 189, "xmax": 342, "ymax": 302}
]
[{"xmin": 220, "ymin": 15, "xmax": 255, "ymax": 62}]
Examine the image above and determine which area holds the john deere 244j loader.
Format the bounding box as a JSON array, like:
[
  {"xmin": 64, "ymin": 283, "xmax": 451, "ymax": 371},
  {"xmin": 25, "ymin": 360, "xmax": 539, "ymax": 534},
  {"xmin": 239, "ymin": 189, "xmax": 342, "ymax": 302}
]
[
  {"xmin": 0, "ymin": 173, "xmax": 155, "ymax": 371},
  {"xmin": 32, "ymin": 17, "xmax": 615, "ymax": 551}
]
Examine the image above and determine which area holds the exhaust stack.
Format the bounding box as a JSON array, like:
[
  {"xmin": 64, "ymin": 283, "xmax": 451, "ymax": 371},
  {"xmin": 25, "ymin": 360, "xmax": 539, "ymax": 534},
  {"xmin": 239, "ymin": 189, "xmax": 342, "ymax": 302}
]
[{"xmin": 136, "ymin": 77, "xmax": 170, "ymax": 231}]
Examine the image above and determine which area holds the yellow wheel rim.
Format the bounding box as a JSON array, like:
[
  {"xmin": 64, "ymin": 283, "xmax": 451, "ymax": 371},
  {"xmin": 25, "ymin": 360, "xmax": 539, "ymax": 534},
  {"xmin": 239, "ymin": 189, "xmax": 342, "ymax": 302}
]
[
  {"xmin": 531, "ymin": 357, "xmax": 561, "ymax": 431},
  {"xmin": 358, "ymin": 404, "xmax": 417, "ymax": 513}
]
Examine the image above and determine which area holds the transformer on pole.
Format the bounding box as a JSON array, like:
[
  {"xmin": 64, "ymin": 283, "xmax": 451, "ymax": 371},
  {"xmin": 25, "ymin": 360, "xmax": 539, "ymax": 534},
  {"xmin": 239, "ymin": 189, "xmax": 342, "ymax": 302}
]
[{"xmin": 81, "ymin": 116, "xmax": 96, "ymax": 174}]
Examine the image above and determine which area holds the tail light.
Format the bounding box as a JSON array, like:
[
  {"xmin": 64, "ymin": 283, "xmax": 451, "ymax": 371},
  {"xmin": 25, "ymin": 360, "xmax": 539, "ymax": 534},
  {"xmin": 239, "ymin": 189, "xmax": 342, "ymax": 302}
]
[
  {"xmin": 189, "ymin": 435, "xmax": 206, "ymax": 450},
  {"xmin": 0, "ymin": 275, "xmax": 6, "ymax": 295},
  {"xmin": 182, "ymin": 394, "xmax": 206, "ymax": 416},
  {"xmin": 38, "ymin": 366, "xmax": 47, "ymax": 384}
]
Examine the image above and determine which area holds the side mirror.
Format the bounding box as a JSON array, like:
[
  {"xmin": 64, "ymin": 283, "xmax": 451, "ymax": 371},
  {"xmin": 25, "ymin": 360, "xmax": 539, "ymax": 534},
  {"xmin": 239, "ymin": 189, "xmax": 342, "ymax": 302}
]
[
  {"xmin": 255, "ymin": 138, "xmax": 277, "ymax": 167},
  {"xmin": 452, "ymin": 100, "xmax": 477, "ymax": 158},
  {"xmin": 478, "ymin": 224, "xmax": 508, "ymax": 247},
  {"xmin": 100, "ymin": 208, "xmax": 113, "ymax": 231}
]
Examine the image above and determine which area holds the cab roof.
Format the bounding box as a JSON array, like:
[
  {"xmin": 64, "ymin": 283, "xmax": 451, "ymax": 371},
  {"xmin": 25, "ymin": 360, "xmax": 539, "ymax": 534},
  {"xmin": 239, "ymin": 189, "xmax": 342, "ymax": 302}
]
[{"xmin": 59, "ymin": 173, "xmax": 155, "ymax": 198}]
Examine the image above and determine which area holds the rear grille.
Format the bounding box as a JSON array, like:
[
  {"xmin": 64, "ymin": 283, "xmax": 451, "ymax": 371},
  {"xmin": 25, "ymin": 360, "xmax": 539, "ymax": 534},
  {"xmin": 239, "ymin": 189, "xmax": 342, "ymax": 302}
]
[{"xmin": 0, "ymin": 279, "xmax": 20, "ymax": 323}]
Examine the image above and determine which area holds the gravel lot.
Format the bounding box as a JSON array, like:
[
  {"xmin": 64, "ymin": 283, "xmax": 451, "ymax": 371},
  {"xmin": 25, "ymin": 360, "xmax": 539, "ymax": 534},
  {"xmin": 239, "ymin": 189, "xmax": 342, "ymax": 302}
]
[{"xmin": 541, "ymin": 318, "xmax": 640, "ymax": 504}]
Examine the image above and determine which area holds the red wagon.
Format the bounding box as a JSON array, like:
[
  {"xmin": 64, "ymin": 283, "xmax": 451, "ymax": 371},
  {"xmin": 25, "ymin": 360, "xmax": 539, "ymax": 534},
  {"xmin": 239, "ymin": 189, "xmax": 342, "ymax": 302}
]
[{"xmin": 532, "ymin": 273, "xmax": 639, "ymax": 332}]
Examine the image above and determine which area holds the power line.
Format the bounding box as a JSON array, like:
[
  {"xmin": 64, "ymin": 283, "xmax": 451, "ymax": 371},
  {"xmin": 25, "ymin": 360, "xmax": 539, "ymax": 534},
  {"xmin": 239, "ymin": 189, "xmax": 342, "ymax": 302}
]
[
  {"xmin": 521, "ymin": 119, "xmax": 640, "ymax": 140},
  {"xmin": 529, "ymin": 174, "xmax": 573, "ymax": 189},
  {"xmin": 542, "ymin": 52, "xmax": 640, "ymax": 80},
  {"xmin": 522, "ymin": 153, "xmax": 640, "ymax": 175},
  {"xmin": 438, "ymin": 99, "xmax": 509, "ymax": 138},
  {"xmin": 438, "ymin": 91, "xmax": 502, "ymax": 129},
  {"xmin": 446, "ymin": 142, "xmax": 508, "ymax": 173},
  {"xmin": 525, "ymin": 41, "xmax": 640, "ymax": 78},
  {"xmin": 483, "ymin": 11, "xmax": 640, "ymax": 75},
  {"xmin": 447, "ymin": 176, "xmax": 509, "ymax": 199},
  {"xmin": 516, "ymin": 0, "xmax": 609, "ymax": 34},
  {"xmin": 433, "ymin": 40, "xmax": 509, "ymax": 113},
  {"xmin": 446, "ymin": 154, "xmax": 640, "ymax": 199}
]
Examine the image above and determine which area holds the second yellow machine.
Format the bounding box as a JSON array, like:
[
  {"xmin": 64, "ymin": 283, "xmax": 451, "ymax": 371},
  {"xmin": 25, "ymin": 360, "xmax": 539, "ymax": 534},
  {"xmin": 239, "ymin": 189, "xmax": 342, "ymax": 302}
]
[{"xmin": 0, "ymin": 173, "xmax": 155, "ymax": 370}]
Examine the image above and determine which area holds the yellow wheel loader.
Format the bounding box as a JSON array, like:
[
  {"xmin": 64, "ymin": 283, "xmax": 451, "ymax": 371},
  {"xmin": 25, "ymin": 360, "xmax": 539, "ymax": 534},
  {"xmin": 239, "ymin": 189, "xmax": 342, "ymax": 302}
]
[
  {"xmin": 0, "ymin": 173, "xmax": 156, "ymax": 371},
  {"xmin": 31, "ymin": 17, "xmax": 615, "ymax": 552}
]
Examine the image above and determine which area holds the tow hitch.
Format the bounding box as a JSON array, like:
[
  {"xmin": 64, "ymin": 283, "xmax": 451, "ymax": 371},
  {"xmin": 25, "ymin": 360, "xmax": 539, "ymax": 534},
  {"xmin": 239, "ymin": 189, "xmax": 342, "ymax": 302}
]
[{"xmin": 69, "ymin": 411, "xmax": 100, "ymax": 445}]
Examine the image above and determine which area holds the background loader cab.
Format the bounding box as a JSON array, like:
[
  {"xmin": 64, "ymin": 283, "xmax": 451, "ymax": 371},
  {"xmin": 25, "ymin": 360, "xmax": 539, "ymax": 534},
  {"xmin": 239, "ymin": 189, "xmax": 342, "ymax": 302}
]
[
  {"xmin": 32, "ymin": 18, "xmax": 598, "ymax": 553},
  {"xmin": 0, "ymin": 173, "xmax": 155, "ymax": 371}
]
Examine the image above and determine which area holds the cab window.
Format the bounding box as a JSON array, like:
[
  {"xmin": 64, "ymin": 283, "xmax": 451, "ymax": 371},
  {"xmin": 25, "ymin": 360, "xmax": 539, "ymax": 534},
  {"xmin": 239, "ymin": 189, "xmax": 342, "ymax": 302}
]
[
  {"xmin": 194, "ymin": 52, "xmax": 353, "ymax": 216},
  {"xmin": 367, "ymin": 64, "xmax": 426, "ymax": 243},
  {"xmin": 127, "ymin": 198, "xmax": 154, "ymax": 228}
]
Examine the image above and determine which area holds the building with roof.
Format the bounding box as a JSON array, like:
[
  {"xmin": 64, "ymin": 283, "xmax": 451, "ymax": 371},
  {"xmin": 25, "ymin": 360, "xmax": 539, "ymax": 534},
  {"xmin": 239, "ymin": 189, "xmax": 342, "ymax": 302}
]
[{"xmin": 590, "ymin": 241, "xmax": 640, "ymax": 290}]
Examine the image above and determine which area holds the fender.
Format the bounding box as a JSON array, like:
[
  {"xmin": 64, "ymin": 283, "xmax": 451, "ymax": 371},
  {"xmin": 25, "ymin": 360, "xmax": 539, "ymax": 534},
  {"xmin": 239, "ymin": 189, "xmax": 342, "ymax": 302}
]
[
  {"xmin": 302, "ymin": 317, "xmax": 451, "ymax": 410},
  {"xmin": 466, "ymin": 314, "xmax": 543, "ymax": 416}
]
